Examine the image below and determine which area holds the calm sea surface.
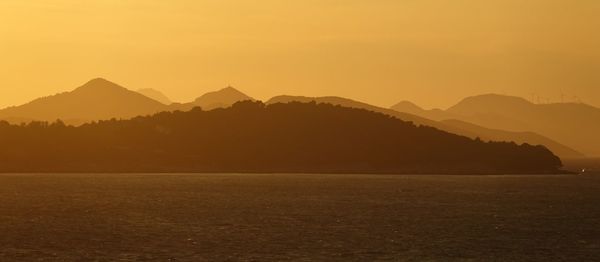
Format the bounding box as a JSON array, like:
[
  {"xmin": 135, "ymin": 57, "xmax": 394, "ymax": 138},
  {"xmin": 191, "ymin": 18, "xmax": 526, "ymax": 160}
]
[{"xmin": 1, "ymin": 173, "xmax": 599, "ymax": 261}]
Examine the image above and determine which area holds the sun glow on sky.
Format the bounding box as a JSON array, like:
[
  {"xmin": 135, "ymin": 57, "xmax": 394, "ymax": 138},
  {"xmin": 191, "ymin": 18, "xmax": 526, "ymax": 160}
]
[{"xmin": 1, "ymin": 0, "xmax": 599, "ymax": 108}]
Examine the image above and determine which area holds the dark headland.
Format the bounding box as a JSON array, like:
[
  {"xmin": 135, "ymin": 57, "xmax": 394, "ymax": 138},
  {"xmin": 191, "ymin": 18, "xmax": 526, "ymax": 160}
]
[{"xmin": 0, "ymin": 101, "xmax": 564, "ymax": 174}]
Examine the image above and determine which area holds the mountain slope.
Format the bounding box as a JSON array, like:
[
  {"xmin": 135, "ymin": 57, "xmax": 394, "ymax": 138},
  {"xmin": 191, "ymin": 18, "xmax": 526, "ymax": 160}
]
[
  {"xmin": 447, "ymin": 94, "xmax": 600, "ymax": 156},
  {"xmin": 391, "ymin": 101, "xmax": 455, "ymax": 121},
  {"xmin": 391, "ymin": 100, "xmax": 584, "ymax": 158},
  {"xmin": 267, "ymin": 96, "xmax": 463, "ymax": 133},
  {"xmin": 0, "ymin": 101, "xmax": 563, "ymax": 174},
  {"xmin": 0, "ymin": 80, "xmax": 257, "ymax": 125},
  {"xmin": 267, "ymin": 95, "xmax": 582, "ymax": 158},
  {"xmin": 0, "ymin": 78, "xmax": 168, "ymax": 123},
  {"xmin": 137, "ymin": 88, "xmax": 172, "ymax": 105},
  {"xmin": 441, "ymin": 119, "xmax": 583, "ymax": 158},
  {"xmin": 193, "ymin": 86, "xmax": 254, "ymax": 110}
]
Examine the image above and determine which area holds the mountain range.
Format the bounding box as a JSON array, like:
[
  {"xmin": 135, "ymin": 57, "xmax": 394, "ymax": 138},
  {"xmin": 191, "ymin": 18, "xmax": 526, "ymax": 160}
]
[
  {"xmin": 193, "ymin": 86, "xmax": 255, "ymax": 110},
  {"xmin": 0, "ymin": 79, "xmax": 166, "ymax": 126},
  {"xmin": 0, "ymin": 78, "xmax": 253, "ymax": 126},
  {"xmin": 392, "ymin": 94, "xmax": 600, "ymax": 157},
  {"xmin": 0, "ymin": 78, "xmax": 593, "ymax": 159},
  {"xmin": 268, "ymin": 96, "xmax": 582, "ymax": 158}
]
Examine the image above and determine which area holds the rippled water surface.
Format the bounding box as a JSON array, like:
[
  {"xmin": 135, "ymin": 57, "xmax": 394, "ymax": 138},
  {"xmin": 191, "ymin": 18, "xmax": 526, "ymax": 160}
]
[{"xmin": 1, "ymin": 174, "xmax": 599, "ymax": 261}]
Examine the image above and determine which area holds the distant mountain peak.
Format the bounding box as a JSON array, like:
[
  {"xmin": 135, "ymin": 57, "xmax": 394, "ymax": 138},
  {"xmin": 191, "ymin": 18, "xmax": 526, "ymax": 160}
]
[
  {"xmin": 193, "ymin": 86, "xmax": 254, "ymax": 110},
  {"xmin": 88, "ymin": 77, "xmax": 110, "ymax": 84},
  {"xmin": 74, "ymin": 78, "xmax": 126, "ymax": 93},
  {"xmin": 391, "ymin": 101, "xmax": 424, "ymax": 112},
  {"xmin": 442, "ymin": 93, "xmax": 600, "ymax": 156},
  {"xmin": 447, "ymin": 94, "xmax": 534, "ymax": 116},
  {"xmin": 83, "ymin": 77, "xmax": 115, "ymax": 86},
  {"xmin": 210, "ymin": 86, "xmax": 248, "ymax": 96},
  {"xmin": 0, "ymin": 78, "xmax": 167, "ymax": 124}
]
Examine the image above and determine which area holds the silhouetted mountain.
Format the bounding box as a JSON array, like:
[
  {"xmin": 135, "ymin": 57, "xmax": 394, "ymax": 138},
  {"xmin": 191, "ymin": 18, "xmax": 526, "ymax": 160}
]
[
  {"xmin": 441, "ymin": 119, "xmax": 583, "ymax": 158},
  {"xmin": 446, "ymin": 94, "xmax": 600, "ymax": 156},
  {"xmin": 391, "ymin": 101, "xmax": 454, "ymax": 121},
  {"xmin": 391, "ymin": 100, "xmax": 583, "ymax": 158},
  {"xmin": 161, "ymin": 86, "xmax": 255, "ymax": 113},
  {"xmin": 392, "ymin": 101, "xmax": 423, "ymax": 112},
  {"xmin": 137, "ymin": 88, "xmax": 172, "ymax": 105},
  {"xmin": 0, "ymin": 78, "xmax": 167, "ymax": 124},
  {"xmin": 0, "ymin": 101, "xmax": 563, "ymax": 174},
  {"xmin": 0, "ymin": 79, "xmax": 589, "ymax": 159},
  {"xmin": 268, "ymin": 95, "xmax": 581, "ymax": 158},
  {"xmin": 0, "ymin": 80, "xmax": 254, "ymax": 126},
  {"xmin": 447, "ymin": 94, "xmax": 535, "ymax": 130},
  {"xmin": 267, "ymin": 96, "xmax": 456, "ymax": 131},
  {"xmin": 193, "ymin": 86, "xmax": 254, "ymax": 110}
]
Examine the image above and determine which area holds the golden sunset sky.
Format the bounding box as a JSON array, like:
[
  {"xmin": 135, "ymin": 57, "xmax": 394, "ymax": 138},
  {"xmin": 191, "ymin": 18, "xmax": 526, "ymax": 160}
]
[{"xmin": 0, "ymin": 0, "xmax": 598, "ymax": 109}]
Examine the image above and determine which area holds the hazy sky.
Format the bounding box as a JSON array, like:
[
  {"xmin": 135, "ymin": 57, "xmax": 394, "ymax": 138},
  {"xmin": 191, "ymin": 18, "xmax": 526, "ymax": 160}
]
[{"xmin": 1, "ymin": 0, "xmax": 599, "ymax": 109}]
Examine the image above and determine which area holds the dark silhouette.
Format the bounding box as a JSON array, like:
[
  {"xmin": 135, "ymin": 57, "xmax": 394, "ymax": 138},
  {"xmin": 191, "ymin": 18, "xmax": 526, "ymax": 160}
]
[
  {"xmin": 193, "ymin": 86, "xmax": 255, "ymax": 110},
  {"xmin": 271, "ymin": 95, "xmax": 582, "ymax": 158},
  {"xmin": 391, "ymin": 100, "xmax": 458, "ymax": 122},
  {"xmin": 0, "ymin": 79, "xmax": 255, "ymax": 125},
  {"xmin": 439, "ymin": 119, "xmax": 582, "ymax": 158},
  {"xmin": 0, "ymin": 101, "xmax": 563, "ymax": 174},
  {"xmin": 391, "ymin": 98, "xmax": 587, "ymax": 158},
  {"xmin": 446, "ymin": 94, "xmax": 600, "ymax": 156},
  {"xmin": 392, "ymin": 94, "xmax": 600, "ymax": 157},
  {"xmin": 0, "ymin": 78, "xmax": 583, "ymax": 161},
  {"xmin": 0, "ymin": 79, "xmax": 585, "ymax": 161},
  {"xmin": 161, "ymin": 86, "xmax": 256, "ymax": 113},
  {"xmin": 0, "ymin": 78, "xmax": 167, "ymax": 125}
]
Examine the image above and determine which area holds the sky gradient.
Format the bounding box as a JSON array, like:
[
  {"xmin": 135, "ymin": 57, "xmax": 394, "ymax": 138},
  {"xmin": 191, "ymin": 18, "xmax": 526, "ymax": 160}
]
[{"xmin": 1, "ymin": 0, "xmax": 599, "ymax": 109}]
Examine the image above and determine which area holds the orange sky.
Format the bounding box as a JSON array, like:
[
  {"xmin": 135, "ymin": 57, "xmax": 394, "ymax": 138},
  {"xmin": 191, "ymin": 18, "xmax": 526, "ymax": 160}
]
[{"xmin": 1, "ymin": 0, "xmax": 599, "ymax": 109}]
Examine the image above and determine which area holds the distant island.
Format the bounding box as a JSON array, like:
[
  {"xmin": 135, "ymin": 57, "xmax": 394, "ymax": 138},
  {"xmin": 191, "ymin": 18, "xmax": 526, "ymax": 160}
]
[
  {"xmin": 2, "ymin": 78, "xmax": 596, "ymax": 161},
  {"xmin": 0, "ymin": 101, "xmax": 564, "ymax": 174}
]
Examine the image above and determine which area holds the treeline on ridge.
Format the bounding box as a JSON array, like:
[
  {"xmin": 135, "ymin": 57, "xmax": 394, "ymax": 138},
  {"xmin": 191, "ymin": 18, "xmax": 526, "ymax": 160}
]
[{"xmin": 0, "ymin": 101, "xmax": 563, "ymax": 174}]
